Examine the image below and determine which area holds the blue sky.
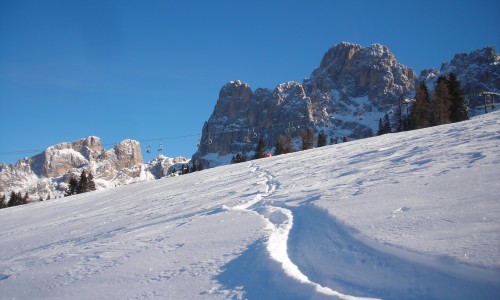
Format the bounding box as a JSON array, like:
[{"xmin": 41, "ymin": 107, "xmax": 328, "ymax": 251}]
[{"xmin": 1, "ymin": 0, "xmax": 499, "ymax": 165}]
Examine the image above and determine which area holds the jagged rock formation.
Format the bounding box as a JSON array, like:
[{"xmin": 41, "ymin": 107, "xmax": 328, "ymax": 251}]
[
  {"xmin": 419, "ymin": 46, "xmax": 500, "ymax": 114},
  {"xmin": 193, "ymin": 43, "xmax": 499, "ymax": 168},
  {"xmin": 0, "ymin": 137, "xmax": 189, "ymax": 202},
  {"xmin": 193, "ymin": 42, "xmax": 417, "ymax": 168},
  {"xmin": 306, "ymin": 43, "xmax": 415, "ymax": 104},
  {"xmin": 147, "ymin": 155, "xmax": 190, "ymax": 179}
]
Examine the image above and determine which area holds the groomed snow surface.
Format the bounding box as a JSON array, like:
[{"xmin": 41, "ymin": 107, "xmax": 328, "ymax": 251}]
[{"xmin": 1, "ymin": 112, "xmax": 500, "ymax": 300}]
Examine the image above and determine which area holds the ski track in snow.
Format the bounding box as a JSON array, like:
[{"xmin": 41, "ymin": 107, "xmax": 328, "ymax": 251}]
[
  {"xmin": 223, "ymin": 150, "xmax": 500, "ymax": 300},
  {"xmin": 224, "ymin": 162, "xmax": 376, "ymax": 300}
]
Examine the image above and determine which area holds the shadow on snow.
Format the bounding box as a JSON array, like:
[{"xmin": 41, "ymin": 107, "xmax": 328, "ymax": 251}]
[
  {"xmin": 288, "ymin": 205, "xmax": 500, "ymax": 300},
  {"xmin": 215, "ymin": 239, "xmax": 334, "ymax": 300}
]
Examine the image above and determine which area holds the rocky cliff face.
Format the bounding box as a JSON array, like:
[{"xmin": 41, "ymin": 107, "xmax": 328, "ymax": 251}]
[
  {"xmin": 307, "ymin": 43, "xmax": 415, "ymax": 104},
  {"xmin": 0, "ymin": 137, "xmax": 189, "ymax": 202},
  {"xmin": 193, "ymin": 42, "xmax": 417, "ymax": 168},
  {"xmin": 193, "ymin": 43, "xmax": 499, "ymax": 168},
  {"xmin": 419, "ymin": 46, "xmax": 500, "ymax": 114}
]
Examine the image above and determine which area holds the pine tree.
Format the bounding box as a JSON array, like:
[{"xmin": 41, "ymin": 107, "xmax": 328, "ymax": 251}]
[
  {"xmin": 316, "ymin": 130, "xmax": 327, "ymax": 147},
  {"xmin": 383, "ymin": 113, "xmax": 391, "ymax": 133},
  {"xmin": 0, "ymin": 194, "xmax": 6, "ymax": 209},
  {"xmin": 275, "ymin": 134, "xmax": 293, "ymax": 154},
  {"xmin": 8, "ymin": 191, "xmax": 17, "ymax": 207},
  {"xmin": 77, "ymin": 170, "xmax": 88, "ymax": 194},
  {"xmin": 253, "ymin": 138, "xmax": 265, "ymax": 159},
  {"xmin": 432, "ymin": 75, "xmax": 452, "ymax": 126},
  {"xmin": 300, "ymin": 129, "xmax": 314, "ymax": 150},
  {"xmin": 87, "ymin": 171, "xmax": 96, "ymax": 191},
  {"xmin": 409, "ymin": 82, "xmax": 432, "ymax": 130},
  {"xmin": 65, "ymin": 177, "xmax": 79, "ymax": 196},
  {"xmin": 274, "ymin": 139, "xmax": 284, "ymax": 156},
  {"xmin": 342, "ymin": 136, "xmax": 348, "ymax": 143},
  {"xmin": 232, "ymin": 152, "xmax": 248, "ymax": 163},
  {"xmin": 447, "ymin": 73, "xmax": 468, "ymax": 122},
  {"xmin": 393, "ymin": 98, "xmax": 405, "ymax": 132},
  {"xmin": 8, "ymin": 191, "xmax": 25, "ymax": 207},
  {"xmin": 377, "ymin": 118, "xmax": 384, "ymax": 135},
  {"xmin": 377, "ymin": 114, "xmax": 391, "ymax": 135}
]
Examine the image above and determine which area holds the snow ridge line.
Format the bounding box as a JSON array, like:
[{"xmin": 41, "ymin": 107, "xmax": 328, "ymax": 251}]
[{"xmin": 227, "ymin": 162, "xmax": 377, "ymax": 300}]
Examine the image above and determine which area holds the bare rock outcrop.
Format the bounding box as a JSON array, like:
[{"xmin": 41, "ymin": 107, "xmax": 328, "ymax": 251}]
[
  {"xmin": 1, "ymin": 137, "xmax": 188, "ymax": 202},
  {"xmin": 193, "ymin": 42, "xmax": 417, "ymax": 168}
]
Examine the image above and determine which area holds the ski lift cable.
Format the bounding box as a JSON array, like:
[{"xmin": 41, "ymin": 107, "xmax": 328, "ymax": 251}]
[{"xmin": 0, "ymin": 118, "xmax": 315, "ymax": 157}]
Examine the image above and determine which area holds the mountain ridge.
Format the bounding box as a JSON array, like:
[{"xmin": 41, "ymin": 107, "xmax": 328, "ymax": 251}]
[
  {"xmin": 0, "ymin": 136, "xmax": 189, "ymax": 202},
  {"xmin": 192, "ymin": 42, "xmax": 499, "ymax": 168}
]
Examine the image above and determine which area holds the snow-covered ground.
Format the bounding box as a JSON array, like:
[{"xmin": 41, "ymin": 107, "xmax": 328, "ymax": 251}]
[{"xmin": 1, "ymin": 112, "xmax": 499, "ymax": 299}]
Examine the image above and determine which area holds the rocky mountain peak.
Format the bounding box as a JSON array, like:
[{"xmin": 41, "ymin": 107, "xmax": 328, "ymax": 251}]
[
  {"xmin": 318, "ymin": 42, "xmax": 363, "ymax": 71},
  {"xmin": 419, "ymin": 46, "xmax": 499, "ymax": 112},
  {"xmin": 30, "ymin": 136, "xmax": 104, "ymax": 178},
  {"xmin": 106, "ymin": 139, "xmax": 143, "ymax": 170},
  {"xmin": 447, "ymin": 46, "xmax": 498, "ymax": 69},
  {"xmin": 308, "ymin": 42, "xmax": 416, "ymax": 105},
  {"xmin": 1, "ymin": 137, "xmax": 188, "ymax": 202},
  {"xmin": 193, "ymin": 42, "xmax": 418, "ymax": 168},
  {"xmin": 212, "ymin": 80, "xmax": 254, "ymax": 123},
  {"xmin": 193, "ymin": 42, "xmax": 498, "ymax": 169}
]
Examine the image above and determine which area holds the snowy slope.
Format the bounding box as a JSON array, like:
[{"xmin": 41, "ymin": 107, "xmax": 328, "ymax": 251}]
[{"xmin": 1, "ymin": 112, "xmax": 499, "ymax": 299}]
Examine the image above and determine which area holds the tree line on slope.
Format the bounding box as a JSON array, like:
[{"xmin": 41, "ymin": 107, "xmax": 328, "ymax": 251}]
[
  {"xmin": 0, "ymin": 170, "xmax": 97, "ymax": 209},
  {"xmin": 64, "ymin": 170, "xmax": 96, "ymax": 197},
  {"xmin": 378, "ymin": 73, "xmax": 468, "ymax": 135},
  {"xmin": 233, "ymin": 73, "xmax": 468, "ymax": 165},
  {"xmin": 230, "ymin": 128, "xmax": 346, "ymax": 164}
]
